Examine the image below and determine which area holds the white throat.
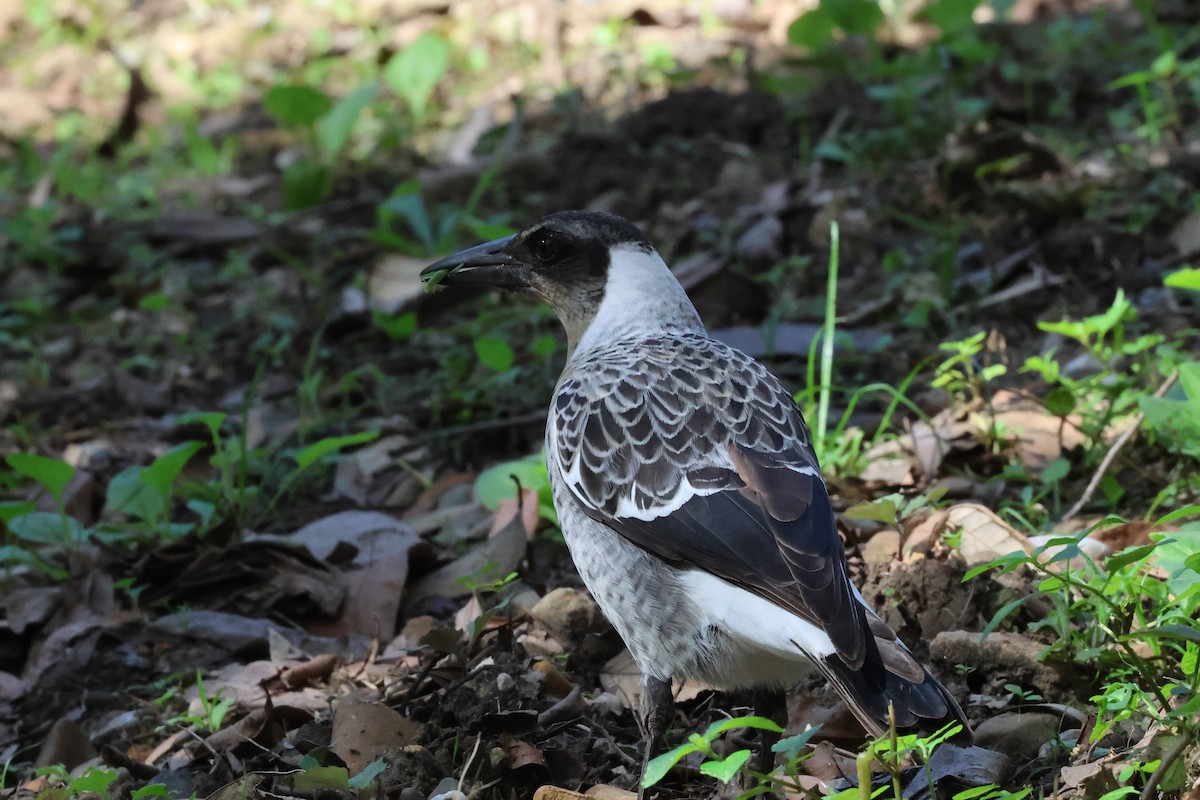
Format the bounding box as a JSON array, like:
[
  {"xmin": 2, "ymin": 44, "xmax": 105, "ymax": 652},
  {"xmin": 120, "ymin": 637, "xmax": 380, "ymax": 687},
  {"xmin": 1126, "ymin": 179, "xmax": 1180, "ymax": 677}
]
[{"xmin": 572, "ymin": 245, "xmax": 704, "ymax": 358}]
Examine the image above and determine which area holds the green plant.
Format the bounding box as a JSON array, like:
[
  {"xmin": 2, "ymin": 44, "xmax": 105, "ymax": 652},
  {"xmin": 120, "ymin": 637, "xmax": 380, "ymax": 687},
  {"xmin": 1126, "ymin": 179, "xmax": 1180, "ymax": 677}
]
[
  {"xmin": 932, "ymin": 331, "xmax": 1007, "ymax": 405},
  {"xmin": 370, "ymin": 170, "xmax": 511, "ymax": 258},
  {"xmin": 1002, "ymin": 683, "xmax": 1043, "ymax": 703},
  {"xmin": 1109, "ymin": 49, "xmax": 1200, "ymax": 145},
  {"xmin": 965, "ymin": 512, "xmax": 1200, "ymax": 794},
  {"xmin": 474, "ymin": 452, "xmax": 557, "ymax": 525},
  {"xmin": 179, "ymin": 410, "xmax": 380, "ymax": 533},
  {"xmin": 383, "ymin": 33, "xmax": 450, "ymax": 125},
  {"xmin": 1139, "ymin": 361, "xmax": 1200, "ymax": 461},
  {"xmin": 641, "ymin": 715, "xmax": 801, "ymax": 790},
  {"xmin": 289, "ymin": 753, "xmax": 387, "ymax": 796},
  {"xmin": 844, "ymin": 486, "xmax": 949, "ymax": 527},
  {"xmin": 166, "ymin": 671, "xmax": 237, "ymax": 733},
  {"xmin": 262, "ymin": 82, "xmax": 375, "ymax": 209},
  {"xmin": 794, "ymin": 222, "xmax": 934, "ymax": 478},
  {"xmin": 828, "ymin": 720, "xmax": 965, "ymax": 800}
]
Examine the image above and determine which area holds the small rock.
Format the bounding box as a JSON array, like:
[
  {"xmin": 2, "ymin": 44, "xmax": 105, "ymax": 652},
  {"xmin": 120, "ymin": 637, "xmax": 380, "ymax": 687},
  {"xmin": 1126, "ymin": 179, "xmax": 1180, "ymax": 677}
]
[
  {"xmin": 860, "ymin": 529, "xmax": 901, "ymax": 567},
  {"xmin": 1169, "ymin": 211, "xmax": 1200, "ymax": 257},
  {"xmin": 733, "ymin": 215, "xmax": 782, "ymax": 262},
  {"xmin": 496, "ymin": 672, "xmax": 515, "ymax": 692},
  {"xmin": 974, "ymin": 711, "xmax": 1065, "ymax": 762},
  {"xmin": 429, "ymin": 777, "xmax": 466, "ymax": 800},
  {"xmin": 930, "ymin": 630, "xmax": 1065, "ymax": 691},
  {"xmin": 530, "ymin": 588, "xmax": 608, "ymax": 647}
]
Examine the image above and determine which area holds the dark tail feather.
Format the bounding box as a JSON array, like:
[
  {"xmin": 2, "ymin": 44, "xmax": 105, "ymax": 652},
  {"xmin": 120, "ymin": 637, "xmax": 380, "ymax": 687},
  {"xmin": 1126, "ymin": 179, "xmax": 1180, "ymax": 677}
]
[{"xmin": 818, "ymin": 643, "xmax": 973, "ymax": 744}]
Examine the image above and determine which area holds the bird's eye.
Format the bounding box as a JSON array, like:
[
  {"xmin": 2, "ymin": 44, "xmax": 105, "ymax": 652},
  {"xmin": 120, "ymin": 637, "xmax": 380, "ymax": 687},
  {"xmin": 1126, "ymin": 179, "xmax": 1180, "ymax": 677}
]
[{"xmin": 529, "ymin": 234, "xmax": 561, "ymax": 263}]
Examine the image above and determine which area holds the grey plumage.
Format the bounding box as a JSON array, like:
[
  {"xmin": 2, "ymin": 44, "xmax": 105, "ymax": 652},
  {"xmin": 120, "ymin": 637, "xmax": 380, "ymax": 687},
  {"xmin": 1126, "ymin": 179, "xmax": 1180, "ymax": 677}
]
[{"xmin": 422, "ymin": 210, "xmax": 972, "ymax": 771}]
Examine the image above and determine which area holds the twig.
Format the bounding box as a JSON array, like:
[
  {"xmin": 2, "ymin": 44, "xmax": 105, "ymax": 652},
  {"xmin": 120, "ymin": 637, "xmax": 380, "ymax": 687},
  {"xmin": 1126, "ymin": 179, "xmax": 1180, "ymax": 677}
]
[
  {"xmin": 1139, "ymin": 730, "xmax": 1191, "ymax": 800},
  {"xmin": 801, "ymin": 106, "xmax": 850, "ymax": 202},
  {"xmin": 1060, "ymin": 369, "xmax": 1180, "ymax": 522}
]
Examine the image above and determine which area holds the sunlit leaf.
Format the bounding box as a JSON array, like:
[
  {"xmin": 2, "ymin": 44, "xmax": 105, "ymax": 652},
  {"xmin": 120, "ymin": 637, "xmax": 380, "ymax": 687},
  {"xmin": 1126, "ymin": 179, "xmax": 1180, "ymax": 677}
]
[
  {"xmin": 700, "ymin": 749, "xmax": 752, "ymax": 783},
  {"xmin": 384, "ymin": 34, "xmax": 450, "ymax": 122},
  {"xmin": 317, "ymin": 83, "xmax": 378, "ymax": 158},
  {"xmin": 263, "ymin": 84, "xmax": 332, "ymax": 127}
]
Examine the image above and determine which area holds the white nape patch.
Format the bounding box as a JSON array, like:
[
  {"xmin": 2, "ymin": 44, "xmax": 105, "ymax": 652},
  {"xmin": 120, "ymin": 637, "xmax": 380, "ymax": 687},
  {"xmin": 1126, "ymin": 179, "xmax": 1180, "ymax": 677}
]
[
  {"xmin": 681, "ymin": 570, "xmax": 837, "ymax": 659},
  {"xmin": 574, "ymin": 245, "xmax": 703, "ymax": 354}
]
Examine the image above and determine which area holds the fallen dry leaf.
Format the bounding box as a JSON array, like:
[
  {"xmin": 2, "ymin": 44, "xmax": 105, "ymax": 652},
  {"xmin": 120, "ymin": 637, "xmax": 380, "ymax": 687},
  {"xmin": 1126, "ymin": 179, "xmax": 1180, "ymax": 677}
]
[
  {"xmin": 584, "ymin": 785, "xmax": 636, "ymax": 800},
  {"xmin": 498, "ymin": 732, "xmax": 547, "ymax": 770},
  {"xmin": 277, "ymin": 653, "xmax": 339, "ymax": 690},
  {"xmin": 330, "ymin": 696, "xmax": 421, "ymax": 774},
  {"xmin": 404, "ymin": 508, "xmax": 528, "ymax": 612},
  {"xmin": 945, "ymin": 503, "xmax": 1034, "ymax": 563},
  {"xmin": 33, "ymin": 719, "xmax": 94, "ymax": 770},
  {"xmin": 909, "ymin": 419, "xmax": 946, "ymax": 480},
  {"xmin": 991, "ymin": 389, "xmax": 1086, "ymax": 473}
]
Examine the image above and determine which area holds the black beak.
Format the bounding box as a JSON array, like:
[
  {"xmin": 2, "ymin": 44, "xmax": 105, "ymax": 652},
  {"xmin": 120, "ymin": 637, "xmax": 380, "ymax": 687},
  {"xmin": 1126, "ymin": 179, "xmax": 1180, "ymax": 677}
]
[{"xmin": 420, "ymin": 235, "xmax": 530, "ymax": 289}]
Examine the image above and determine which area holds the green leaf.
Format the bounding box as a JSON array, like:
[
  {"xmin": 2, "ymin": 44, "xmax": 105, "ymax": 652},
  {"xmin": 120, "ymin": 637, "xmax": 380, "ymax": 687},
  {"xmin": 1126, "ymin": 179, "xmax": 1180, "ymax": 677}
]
[
  {"xmin": 372, "ymin": 310, "xmax": 418, "ymax": 340},
  {"xmin": 316, "ymin": 83, "xmax": 379, "ymax": 158},
  {"xmin": 8, "ymin": 511, "xmax": 84, "ymax": 545},
  {"xmin": 1165, "ymin": 267, "xmax": 1200, "ymax": 292},
  {"xmin": 1095, "ymin": 787, "xmax": 1139, "ymax": 800},
  {"xmin": 348, "ymin": 758, "xmax": 388, "ymax": 790},
  {"xmin": 1040, "ymin": 457, "xmax": 1070, "ymax": 485},
  {"xmin": 787, "ymin": 6, "xmax": 834, "ymax": 48},
  {"xmin": 263, "ymin": 84, "xmax": 332, "ymax": 127},
  {"xmin": 844, "ymin": 498, "xmax": 897, "ymax": 523},
  {"xmin": 384, "ymin": 34, "xmax": 450, "ymax": 122},
  {"xmin": 1150, "ymin": 529, "xmax": 1200, "ymax": 601},
  {"xmin": 1044, "ymin": 386, "xmax": 1075, "ymax": 417},
  {"xmin": 475, "ymin": 453, "xmax": 549, "ymax": 509},
  {"xmin": 1182, "ymin": 644, "xmax": 1198, "ymax": 677},
  {"xmin": 642, "ymin": 742, "xmax": 698, "ymax": 787},
  {"xmin": 530, "ymin": 334, "xmax": 557, "ymax": 357},
  {"xmin": 924, "ymin": 0, "xmax": 981, "ymax": 35},
  {"xmin": 178, "ymin": 411, "xmax": 227, "ymax": 442},
  {"xmin": 282, "ymin": 161, "xmax": 334, "ymax": 210},
  {"xmin": 702, "ymin": 714, "xmax": 784, "ymax": 739},
  {"xmin": 142, "ymin": 442, "xmax": 204, "ymax": 497},
  {"xmin": 980, "ymin": 594, "xmax": 1039, "ymax": 639},
  {"xmin": 1122, "ymin": 624, "xmax": 1200, "ymax": 645},
  {"xmin": 292, "ymin": 765, "xmax": 351, "ymax": 793},
  {"xmin": 475, "ymin": 336, "xmax": 514, "ymax": 371},
  {"xmin": 6, "ymin": 453, "xmax": 75, "ymax": 506},
  {"xmin": 700, "ymin": 749, "xmax": 752, "ymax": 783},
  {"xmin": 772, "ymin": 724, "xmax": 821, "ymax": 759},
  {"xmin": 0, "ymin": 500, "xmax": 35, "ymax": 525},
  {"xmin": 68, "ymin": 768, "xmax": 118, "ymax": 794},
  {"xmin": 824, "ymin": 0, "xmax": 884, "ymax": 34},
  {"xmin": 139, "ymin": 293, "xmax": 168, "ymax": 311},
  {"xmin": 1180, "ymin": 362, "xmax": 1200, "ymax": 405},
  {"xmin": 106, "ymin": 466, "xmax": 164, "ymax": 523},
  {"xmin": 1105, "ymin": 542, "xmax": 1161, "ymax": 572},
  {"xmin": 131, "ymin": 783, "xmax": 172, "ymax": 798},
  {"xmin": 294, "ymin": 431, "xmax": 380, "ymax": 470}
]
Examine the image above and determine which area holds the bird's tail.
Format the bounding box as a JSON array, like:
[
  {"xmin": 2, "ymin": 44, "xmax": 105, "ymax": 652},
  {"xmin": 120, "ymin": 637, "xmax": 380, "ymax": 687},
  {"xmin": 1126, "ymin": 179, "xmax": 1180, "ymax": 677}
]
[{"xmin": 815, "ymin": 608, "xmax": 973, "ymax": 743}]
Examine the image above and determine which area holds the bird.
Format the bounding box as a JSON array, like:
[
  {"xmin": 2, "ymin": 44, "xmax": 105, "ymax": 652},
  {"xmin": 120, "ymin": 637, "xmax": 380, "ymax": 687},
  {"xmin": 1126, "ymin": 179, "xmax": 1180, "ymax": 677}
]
[{"xmin": 421, "ymin": 210, "xmax": 972, "ymax": 785}]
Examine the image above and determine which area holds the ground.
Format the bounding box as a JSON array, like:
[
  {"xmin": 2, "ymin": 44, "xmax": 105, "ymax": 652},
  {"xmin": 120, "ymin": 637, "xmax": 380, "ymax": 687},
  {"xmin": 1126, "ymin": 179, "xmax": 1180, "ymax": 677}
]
[{"xmin": 2, "ymin": 0, "xmax": 1200, "ymax": 799}]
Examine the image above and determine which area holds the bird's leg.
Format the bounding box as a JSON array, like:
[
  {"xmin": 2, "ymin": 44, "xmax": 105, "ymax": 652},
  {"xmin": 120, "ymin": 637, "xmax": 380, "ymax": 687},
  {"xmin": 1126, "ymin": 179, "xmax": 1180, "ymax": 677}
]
[
  {"xmin": 753, "ymin": 688, "xmax": 787, "ymax": 775},
  {"xmin": 638, "ymin": 676, "xmax": 674, "ymax": 800}
]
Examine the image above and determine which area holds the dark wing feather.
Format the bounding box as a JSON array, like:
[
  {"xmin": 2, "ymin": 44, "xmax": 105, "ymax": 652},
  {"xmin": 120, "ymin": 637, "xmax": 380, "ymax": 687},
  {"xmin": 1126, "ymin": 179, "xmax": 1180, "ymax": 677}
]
[{"xmin": 552, "ymin": 333, "xmax": 869, "ymax": 668}]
